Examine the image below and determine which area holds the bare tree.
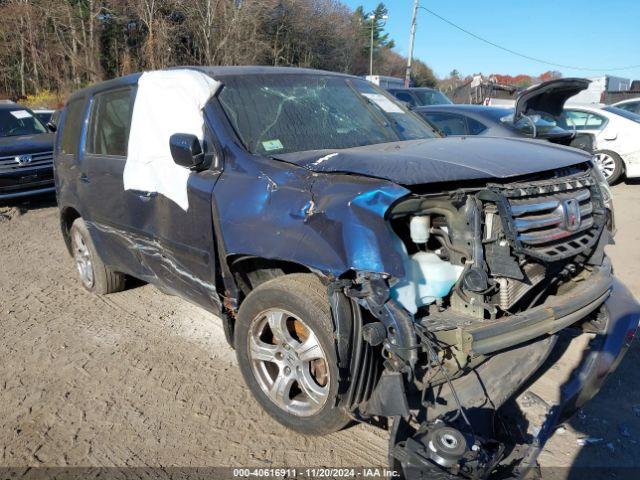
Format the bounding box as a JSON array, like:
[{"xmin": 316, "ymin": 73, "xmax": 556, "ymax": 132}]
[{"xmin": 0, "ymin": 0, "xmax": 436, "ymax": 101}]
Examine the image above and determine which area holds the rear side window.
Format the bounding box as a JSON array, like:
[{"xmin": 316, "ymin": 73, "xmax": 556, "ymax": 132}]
[
  {"xmin": 562, "ymin": 110, "xmax": 607, "ymax": 131},
  {"xmin": 60, "ymin": 99, "xmax": 86, "ymax": 155},
  {"xmin": 87, "ymin": 89, "xmax": 133, "ymax": 157},
  {"xmin": 422, "ymin": 112, "xmax": 467, "ymax": 135}
]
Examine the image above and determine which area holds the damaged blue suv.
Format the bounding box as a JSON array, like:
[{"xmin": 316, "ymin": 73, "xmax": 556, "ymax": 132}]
[{"xmin": 54, "ymin": 67, "xmax": 639, "ymax": 479}]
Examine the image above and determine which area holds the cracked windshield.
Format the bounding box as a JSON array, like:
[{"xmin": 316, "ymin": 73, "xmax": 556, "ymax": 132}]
[{"xmin": 218, "ymin": 74, "xmax": 438, "ymax": 155}]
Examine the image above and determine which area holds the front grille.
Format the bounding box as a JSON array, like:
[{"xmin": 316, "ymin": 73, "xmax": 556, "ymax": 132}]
[
  {"xmin": 490, "ymin": 172, "xmax": 606, "ymax": 261},
  {"xmin": 0, "ymin": 150, "xmax": 53, "ymax": 173}
]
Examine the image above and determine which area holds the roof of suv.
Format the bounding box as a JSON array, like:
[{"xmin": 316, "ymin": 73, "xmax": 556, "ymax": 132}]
[
  {"xmin": 0, "ymin": 103, "xmax": 28, "ymax": 111},
  {"xmin": 67, "ymin": 66, "xmax": 356, "ymax": 102}
]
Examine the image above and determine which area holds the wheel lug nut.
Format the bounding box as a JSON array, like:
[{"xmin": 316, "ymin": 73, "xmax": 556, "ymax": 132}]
[{"xmin": 284, "ymin": 366, "xmax": 291, "ymax": 376}]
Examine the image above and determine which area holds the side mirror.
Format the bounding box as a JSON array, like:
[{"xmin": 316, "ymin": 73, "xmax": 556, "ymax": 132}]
[
  {"xmin": 169, "ymin": 133, "xmax": 205, "ymax": 170},
  {"xmin": 46, "ymin": 122, "xmax": 57, "ymax": 133}
]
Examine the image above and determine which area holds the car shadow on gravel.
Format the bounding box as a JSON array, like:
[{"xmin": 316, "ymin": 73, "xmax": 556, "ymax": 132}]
[
  {"xmin": 622, "ymin": 177, "xmax": 640, "ymax": 186},
  {"xmin": 0, "ymin": 193, "xmax": 57, "ymax": 221},
  {"xmin": 563, "ymin": 337, "xmax": 640, "ymax": 480},
  {"xmin": 488, "ymin": 326, "xmax": 640, "ymax": 479}
]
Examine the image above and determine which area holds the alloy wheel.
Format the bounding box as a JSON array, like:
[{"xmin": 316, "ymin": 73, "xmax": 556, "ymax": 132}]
[
  {"xmin": 594, "ymin": 152, "xmax": 616, "ymax": 180},
  {"xmin": 72, "ymin": 229, "xmax": 94, "ymax": 289},
  {"xmin": 248, "ymin": 308, "xmax": 330, "ymax": 417}
]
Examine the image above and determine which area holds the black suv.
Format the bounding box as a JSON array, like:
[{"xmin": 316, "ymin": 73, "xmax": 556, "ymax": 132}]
[
  {"xmin": 54, "ymin": 67, "xmax": 638, "ymax": 479},
  {"xmin": 0, "ymin": 103, "xmax": 54, "ymax": 200}
]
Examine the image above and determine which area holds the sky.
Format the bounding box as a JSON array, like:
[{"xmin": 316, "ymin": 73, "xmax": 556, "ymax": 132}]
[{"xmin": 343, "ymin": 0, "xmax": 640, "ymax": 81}]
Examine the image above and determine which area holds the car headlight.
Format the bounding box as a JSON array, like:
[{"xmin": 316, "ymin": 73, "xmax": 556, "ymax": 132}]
[{"xmin": 592, "ymin": 156, "xmax": 616, "ymax": 234}]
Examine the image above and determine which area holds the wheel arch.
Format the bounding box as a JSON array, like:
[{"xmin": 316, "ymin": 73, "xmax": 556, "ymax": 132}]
[
  {"xmin": 60, "ymin": 206, "xmax": 82, "ymax": 255},
  {"xmin": 221, "ymin": 255, "xmax": 319, "ymax": 348},
  {"xmin": 228, "ymin": 255, "xmax": 318, "ymax": 296}
]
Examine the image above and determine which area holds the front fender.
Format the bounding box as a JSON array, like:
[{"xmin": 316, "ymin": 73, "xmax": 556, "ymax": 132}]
[{"xmin": 214, "ymin": 154, "xmax": 410, "ymax": 278}]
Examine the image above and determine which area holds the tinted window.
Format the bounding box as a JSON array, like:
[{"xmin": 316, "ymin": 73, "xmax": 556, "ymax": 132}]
[
  {"xmin": 34, "ymin": 111, "xmax": 53, "ymax": 125},
  {"xmin": 87, "ymin": 89, "xmax": 133, "ymax": 156},
  {"xmin": 413, "ymin": 89, "xmax": 453, "ymax": 106},
  {"xmin": 602, "ymin": 106, "xmax": 640, "ymax": 124},
  {"xmin": 0, "ymin": 108, "xmax": 47, "ymax": 137},
  {"xmin": 467, "ymin": 117, "xmax": 487, "ymax": 135},
  {"xmin": 218, "ymin": 74, "xmax": 437, "ymax": 155},
  {"xmin": 616, "ymin": 101, "xmax": 640, "ymax": 114},
  {"xmin": 392, "ymin": 91, "xmax": 416, "ymax": 106},
  {"xmin": 562, "ymin": 110, "xmax": 607, "ymax": 130},
  {"xmin": 422, "ymin": 112, "xmax": 467, "ymax": 136},
  {"xmin": 60, "ymin": 99, "xmax": 85, "ymax": 155},
  {"xmin": 481, "ymin": 107, "xmax": 515, "ymax": 121}
]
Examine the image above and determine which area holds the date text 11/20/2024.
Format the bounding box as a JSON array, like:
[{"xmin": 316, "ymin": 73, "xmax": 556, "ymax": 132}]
[{"xmin": 232, "ymin": 468, "xmax": 400, "ymax": 478}]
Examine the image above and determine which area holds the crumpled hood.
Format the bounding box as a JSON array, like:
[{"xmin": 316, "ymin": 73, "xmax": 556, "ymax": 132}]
[
  {"xmin": 273, "ymin": 136, "xmax": 591, "ymax": 185},
  {"xmin": 0, "ymin": 133, "xmax": 54, "ymax": 157}
]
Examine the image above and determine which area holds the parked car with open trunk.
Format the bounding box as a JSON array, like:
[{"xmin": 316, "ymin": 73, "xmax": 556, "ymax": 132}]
[
  {"xmin": 415, "ymin": 79, "xmax": 596, "ymax": 159},
  {"xmin": 54, "ymin": 67, "xmax": 639, "ymax": 479}
]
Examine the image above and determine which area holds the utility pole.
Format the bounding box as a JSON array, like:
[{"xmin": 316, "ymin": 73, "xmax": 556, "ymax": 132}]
[{"xmin": 405, "ymin": 0, "xmax": 419, "ymax": 87}]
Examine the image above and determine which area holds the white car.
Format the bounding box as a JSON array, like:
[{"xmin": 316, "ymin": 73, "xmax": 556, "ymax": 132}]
[
  {"xmin": 561, "ymin": 105, "xmax": 640, "ymax": 183},
  {"xmin": 612, "ymin": 97, "xmax": 640, "ymax": 115}
]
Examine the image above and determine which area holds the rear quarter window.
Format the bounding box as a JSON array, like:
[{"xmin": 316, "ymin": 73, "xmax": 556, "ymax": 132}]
[
  {"xmin": 563, "ymin": 110, "xmax": 607, "ymax": 130},
  {"xmin": 59, "ymin": 99, "xmax": 86, "ymax": 155},
  {"xmin": 467, "ymin": 117, "xmax": 487, "ymax": 135}
]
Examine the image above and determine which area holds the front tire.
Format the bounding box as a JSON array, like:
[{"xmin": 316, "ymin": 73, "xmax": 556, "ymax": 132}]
[
  {"xmin": 70, "ymin": 218, "xmax": 125, "ymax": 294},
  {"xmin": 234, "ymin": 273, "xmax": 351, "ymax": 435},
  {"xmin": 594, "ymin": 150, "xmax": 624, "ymax": 184}
]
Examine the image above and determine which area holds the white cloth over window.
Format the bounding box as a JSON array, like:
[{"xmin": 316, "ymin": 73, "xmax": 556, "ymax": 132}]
[{"xmin": 123, "ymin": 69, "xmax": 220, "ymax": 211}]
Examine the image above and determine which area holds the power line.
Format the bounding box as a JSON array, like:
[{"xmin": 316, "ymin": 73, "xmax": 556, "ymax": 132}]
[{"xmin": 419, "ymin": 6, "xmax": 640, "ymax": 73}]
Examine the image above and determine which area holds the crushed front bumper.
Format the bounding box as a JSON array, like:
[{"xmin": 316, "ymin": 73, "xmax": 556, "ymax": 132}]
[
  {"xmin": 459, "ymin": 259, "xmax": 613, "ymax": 355},
  {"xmin": 386, "ymin": 277, "xmax": 639, "ymax": 479}
]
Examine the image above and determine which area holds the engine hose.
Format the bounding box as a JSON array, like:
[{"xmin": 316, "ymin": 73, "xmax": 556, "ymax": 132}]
[{"xmin": 430, "ymin": 228, "xmax": 467, "ymax": 257}]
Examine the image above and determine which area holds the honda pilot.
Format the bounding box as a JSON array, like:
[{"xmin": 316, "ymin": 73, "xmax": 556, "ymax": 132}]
[{"xmin": 54, "ymin": 67, "xmax": 639, "ymax": 479}]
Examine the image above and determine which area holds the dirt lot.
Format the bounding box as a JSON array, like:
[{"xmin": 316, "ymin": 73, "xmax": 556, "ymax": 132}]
[{"xmin": 1, "ymin": 182, "xmax": 639, "ymax": 478}]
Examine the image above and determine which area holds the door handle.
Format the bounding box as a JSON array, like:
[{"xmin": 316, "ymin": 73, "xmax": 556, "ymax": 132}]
[{"xmin": 80, "ymin": 174, "xmax": 90, "ymax": 183}]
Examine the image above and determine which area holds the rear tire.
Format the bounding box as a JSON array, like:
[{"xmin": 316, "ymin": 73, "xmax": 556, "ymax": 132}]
[
  {"xmin": 235, "ymin": 273, "xmax": 351, "ymax": 435},
  {"xmin": 70, "ymin": 218, "xmax": 125, "ymax": 295},
  {"xmin": 594, "ymin": 150, "xmax": 624, "ymax": 184}
]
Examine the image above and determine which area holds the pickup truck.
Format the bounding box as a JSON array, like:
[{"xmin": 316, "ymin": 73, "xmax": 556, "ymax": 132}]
[{"xmin": 54, "ymin": 67, "xmax": 639, "ymax": 479}]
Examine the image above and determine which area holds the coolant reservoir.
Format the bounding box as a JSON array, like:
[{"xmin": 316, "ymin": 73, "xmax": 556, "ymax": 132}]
[{"xmin": 391, "ymin": 245, "xmax": 464, "ymax": 314}]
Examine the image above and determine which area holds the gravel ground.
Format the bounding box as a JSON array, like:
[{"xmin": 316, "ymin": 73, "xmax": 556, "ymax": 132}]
[{"xmin": 0, "ymin": 182, "xmax": 639, "ymax": 478}]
